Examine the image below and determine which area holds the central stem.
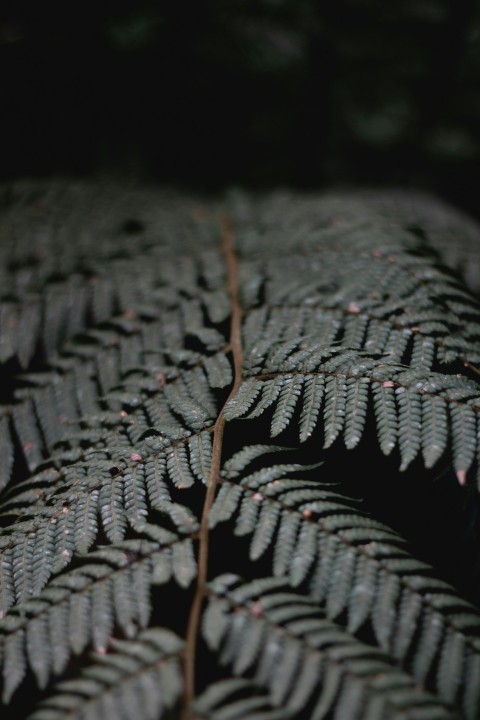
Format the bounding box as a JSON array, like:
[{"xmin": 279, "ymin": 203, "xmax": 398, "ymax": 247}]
[{"xmin": 182, "ymin": 213, "xmax": 243, "ymax": 718}]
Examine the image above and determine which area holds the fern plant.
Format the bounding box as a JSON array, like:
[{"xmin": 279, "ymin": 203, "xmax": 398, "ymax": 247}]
[{"xmin": 1, "ymin": 181, "xmax": 480, "ymax": 719}]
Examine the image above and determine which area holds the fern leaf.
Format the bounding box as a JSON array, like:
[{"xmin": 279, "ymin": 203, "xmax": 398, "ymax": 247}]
[
  {"xmin": 99, "ymin": 476, "xmax": 127, "ymax": 543},
  {"xmin": 396, "ymin": 387, "xmax": 423, "ymax": 471},
  {"xmin": 372, "ymin": 380, "xmax": 399, "ymax": 455},
  {"xmin": 202, "ymin": 290, "xmax": 231, "ymax": 326},
  {"xmin": 12, "ymin": 532, "xmax": 36, "ymax": 604},
  {"xmin": 371, "ymin": 570, "xmax": 402, "ymax": 651},
  {"xmin": 211, "ymin": 450, "xmax": 480, "ymax": 713},
  {"xmin": 174, "ymin": 397, "xmax": 212, "ymax": 433},
  {"xmin": 68, "ymin": 583, "xmax": 92, "ymax": 654},
  {"xmin": 1, "ymin": 528, "xmax": 192, "ymax": 699},
  {"xmin": 449, "ymin": 402, "xmax": 477, "ymax": 477},
  {"xmin": 172, "ymin": 539, "xmax": 197, "ymax": 588},
  {"xmin": 33, "ymin": 383, "xmax": 65, "ymax": 450},
  {"xmin": 123, "ymin": 463, "xmax": 148, "ymax": 523},
  {"xmin": 272, "ymin": 512, "xmax": 301, "ymax": 578},
  {"xmin": 392, "ymin": 587, "xmax": 423, "ymax": 660},
  {"xmin": 185, "ymin": 367, "xmax": 218, "ymax": 418},
  {"xmin": 203, "ymin": 352, "xmax": 233, "ymax": 389},
  {"xmin": 13, "ymin": 398, "xmax": 44, "ymax": 472},
  {"xmin": 17, "ymin": 299, "xmax": 42, "ymax": 369},
  {"xmin": 0, "ymin": 414, "xmax": 14, "ymax": 493},
  {"xmin": 90, "ymin": 570, "xmax": 115, "ymax": 653},
  {"xmin": 250, "ymin": 502, "xmax": 281, "ymax": 562},
  {"xmin": 347, "ymin": 553, "xmax": 378, "ymax": 633},
  {"xmin": 344, "ymin": 376, "xmax": 370, "ymax": 449},
  {"xmin": 73, "ymin": 488, "xmax": 100, "ymax": 554},
  {"xmin": 289, "ymin": 520, "xmax": 317, "ymax": 587},
  {"xmin": 246, "ymin": 378, "xmax": 285, "ymax": 420},
  {"xmin": 96, "ymin": 346, "xmax": 121, "ymax": 399},
  {"xmin": 144, "ymin": 455, "xmax": 170, "ymax": 509},
  {"xmin": 224, "ymin": 378, "xmax": 262, "ymax": 420},
  {"xmin": 437, "ymin": 630, "xmax": 466, "ymax": 705},
  {"xmin": 65, "ymin": 275, "xmax": 89, "ymax": 338},
  {"xmin": 412, "ymin": 607, "xmax": 446, "ymax": 684},
  {"xmin": 411, "ymin": 334, "xmax": 437, "ymax": 370},
  {"xmin": 325, "ymin": 545, "xmax": 357, "ymax": 618},
  {"xmin": 0, "ymin": 548, "xmax": 15, "ymax": 613},
  {"xmin": 421, "ymin": 395, "xmax": 448, "ymax": 468},
  {"xmin": 299, "ymin": 374, "xmax": 325, "ymax": 442},
  {"xmin": 74, "ymin": 362, "xmax": 101, "ymax": 417},
  {"xmin": 195, "ymin": 678, "xmax": 294, "ymax": 720},
  {"xmin": 270, "ymin": 375, "xmax": 303, "ymax": 437},
  {"xmin": 234, "ymin": 493, "xmax": 262, "ymax": 537},
  {"xmin": 27, "ymin": 628, "xmax": 183, "ymax": 720},
  {"xmin": 31, "ymin": 519, "xmax": 56, "ymax": 595},
  {"xmin": 223, "ymin": 445, "xmax": 289, "ymax": 478},
  {"xmin": 187, "ymin": 431, "xmax": 213, "ymax": 484},
  {"xmin": 2, "ymin": 629, "xmax": 26, "ymax": 703},
  {"xmin": 50, "ymin": 596, "xmax": 72, "ymax": 679},
  {"xmin": 323, "ymin": 375, "xmax": 348, "ymax": 448},
  {"xmin": 208, "ymin": 484, "xmax": 244, "ymax": 527},
  {"xmin": 166, "ymin": 443, "xmax": 195, "ymax": 489},
  {"xmin": 205, "ymin": 576, "xmax": 454, "ymax": 720}
]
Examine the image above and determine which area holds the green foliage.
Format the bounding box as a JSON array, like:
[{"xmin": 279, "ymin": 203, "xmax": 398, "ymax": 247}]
[{"xmin": 1, "ymin": 181, "xmax": 480, "ymax": 719}]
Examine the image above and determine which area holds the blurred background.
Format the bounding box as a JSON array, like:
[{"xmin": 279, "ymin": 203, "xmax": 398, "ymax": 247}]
[{"xmin": 1, "ymin": 0, "xmax": 479, "ymax": 216}]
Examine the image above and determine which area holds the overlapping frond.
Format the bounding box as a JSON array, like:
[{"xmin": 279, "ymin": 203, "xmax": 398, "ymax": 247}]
[
  {"xmin": 1, "ymin": 184, "xmax": 480, "ymax": 719},
  {"xmin": 0, "ymin": 183, "xmax": 229, "ymax": 493},
  {"xmin": 0, "ymin": 522, "xmax": 195, "ymax": 701},
  {"xmin": 27, "ymin": 627, "xmax": 183, "ymax": 720},
  {"xmin": 203, "ymin": 575, "xmax": 456, "ymax": 720},
  {"xmin": 222, "ymin": 191, "xmax": 480, "ymax": 487},
  {"xmin": 0, "ymin": 383, "xmax": 210, "ymax": 610},
  {"xmin": 210, "ymin": 445, "xmax": 480, "ymax": 716}
]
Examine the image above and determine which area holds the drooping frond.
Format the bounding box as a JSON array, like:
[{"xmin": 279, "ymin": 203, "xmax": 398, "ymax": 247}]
[
  {"xmin": 27, "ymin": 628, "xmax": 183, "ymax": 720},
  {"xmin": 0, "ymin": 447, "xmax": 199, "ymax": 610},
  {"xmin": 203, "ymin": 575, "xmax": 456, "ymax": 720},
  {"xmin": 0, "ymin": 184, "xmax": 229, "ymax": 492},
  {"xmin": 226, "ymin": 346, "xmax": 480, "ymax": 478},
  {"xmin": 223, "ymin": 190, "xmax": 480, "ymax": 486},
  {"xmin": 0, "ymin": 522, "xmax": 196, "ymax": 701},
  {"xmin": 210, "ymin": 445, "xmax": 480, "ymax": 716}
]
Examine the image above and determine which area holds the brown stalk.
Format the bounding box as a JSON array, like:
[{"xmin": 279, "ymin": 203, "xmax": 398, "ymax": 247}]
[{"xmin": 182, "ymin": 213, "xmax": 243, "ymax": 718}]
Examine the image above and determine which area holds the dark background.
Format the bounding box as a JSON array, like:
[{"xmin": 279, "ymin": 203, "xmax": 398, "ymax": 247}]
[{"xmin": 1, "ymin": 0, "xmax": 480, "ymax": 216}]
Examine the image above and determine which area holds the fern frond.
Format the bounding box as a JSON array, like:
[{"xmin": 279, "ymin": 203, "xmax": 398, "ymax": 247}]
[
  {"xmin": 227, "ymin": 351, "xmax": 480, "ymax": 483},
  {"xmin": 27, "ymin": 628, "xmax": 183, "ymax": 720},
  {"xmin": 210, "ymin": 447, "xmax": 480, "ymax": 715},
  {"xmin": 203, "ymin": 575, "xmax": 455, "ymax": 720},
  {"xmin": 195, "ymin": 678, "xmax": 294, "ymax": 720},
  {"xmin": 0, "ymin": 446, "xmax": 201, "ymax": 609},
  {"xmin": 2, "ymin": 184, "xmax": 480, "ymax": 719},
  {"xmin": 0, "ymin": 524, "xmax": 195, "ymax": 700}
]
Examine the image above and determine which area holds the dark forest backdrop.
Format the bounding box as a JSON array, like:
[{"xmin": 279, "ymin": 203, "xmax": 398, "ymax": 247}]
[{"xmin": 1, "ymin": 1, "xmax": 480, "ymax": 215}]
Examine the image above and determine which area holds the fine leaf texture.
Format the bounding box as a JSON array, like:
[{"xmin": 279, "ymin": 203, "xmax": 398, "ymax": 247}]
[{"xmin": 0, "ymin": 182, "xmax": 480, "ymax": 720}]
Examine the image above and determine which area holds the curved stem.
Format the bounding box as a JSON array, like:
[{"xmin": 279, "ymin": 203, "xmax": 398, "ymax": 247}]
[{"xmin": 182, "ymin": 214, "xmax": 243, "ymax": 718}]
